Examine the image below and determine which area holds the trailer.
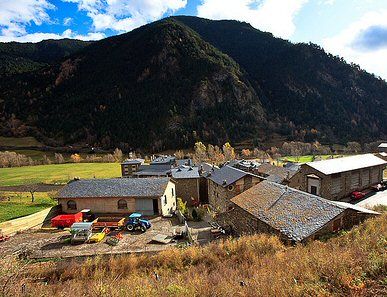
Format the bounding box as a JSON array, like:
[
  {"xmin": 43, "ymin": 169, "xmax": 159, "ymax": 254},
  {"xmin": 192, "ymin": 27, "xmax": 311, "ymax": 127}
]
[
  {"xmin": 51, "ymin": 212, "xmax": 83, "ymax": 229},
  {"xmin": 93, "ymin": 217, "xmax": 125, "ymax": 230}
]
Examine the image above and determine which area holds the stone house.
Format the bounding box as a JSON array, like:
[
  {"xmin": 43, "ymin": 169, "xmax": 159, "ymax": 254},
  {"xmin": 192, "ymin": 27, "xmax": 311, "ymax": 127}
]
[
  {"xmin": 207, "ymin": 165, "xmax": 262, "ymax": 212},
  {"xmin": 121, "ymin": 159, "xmax": 145, "ymax": 177},
  {"xmin": 253, "ymin": 163, "xmax": 300, "ymax": 185},
  {"xmin": 290, "ymin": 154, "xmax": 387, "ymax": 200},
  {"xmin": 171, "ymin": 166, "xmax": 200, "ymax": 206},
  {"xmin": 57, "ymin": 178, "xmax": 176, "ymax": 216},
  {"xmin": 216, "ymin": 181, "xmax": 378, "ymax": 243}
]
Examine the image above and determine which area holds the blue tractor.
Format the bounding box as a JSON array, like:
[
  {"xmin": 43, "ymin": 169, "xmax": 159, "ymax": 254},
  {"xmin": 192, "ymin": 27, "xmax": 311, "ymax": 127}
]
[{"xmin": 126, "ymin": 213, "xmax": 151, "ymax": 232}]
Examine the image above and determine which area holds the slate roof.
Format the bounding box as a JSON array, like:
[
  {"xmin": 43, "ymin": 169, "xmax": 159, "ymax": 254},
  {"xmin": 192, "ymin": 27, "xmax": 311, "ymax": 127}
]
[
  {"xmin": 306, "ymin": 154, "xmax": 387, "ymax": 175},
  {"xmin": 171, "ymin": 166, "xmax": 200, "ymax": 179},
  {"xmin": 176, "ymin": 159, "xmax": 193, "ymax": 167},
  {"xmin": 133, "ymin": 164, "xmax": 172, "ymax": 177},
  {"xmin": 198, "ymin": 162, "xmax": 219, "ymax": 177},
  {"xmin": 57, "ymin": 178, "xmax": 170, "ymax": 198},
  {"xmin": 121, "ymin": 159, "xmax": 145, "ymax": 165},
  {"xmin": 254, "ymin": 163, "xmax": 299, "ymax": 183},
  {"xmin": 230, "ymin": 181, "xmax": 374, "ymax": 241},
  {"xmin": 208, "ymin": 165, "xmax": 258, "ymax": 187}
]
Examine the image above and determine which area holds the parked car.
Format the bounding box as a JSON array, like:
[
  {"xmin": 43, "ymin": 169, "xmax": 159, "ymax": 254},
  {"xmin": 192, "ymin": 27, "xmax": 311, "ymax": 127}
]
[
  {"xmin": 351, "ymin": 191, "xmax": 366, "ymax": 200},
  {"xmin": 125, "ymin": 213, "xmax": 151, "ymax": 232}
]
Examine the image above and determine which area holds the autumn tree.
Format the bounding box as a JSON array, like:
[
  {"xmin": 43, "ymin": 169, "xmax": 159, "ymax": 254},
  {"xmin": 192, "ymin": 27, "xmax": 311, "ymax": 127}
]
[
  {"xmin": 223, "ymin": 142, "xmax": 235, "ymax": 161},
  {"xmin": 194, "ymin": 142, "xmax": 207, "ymax": 163},
  {"xmin": 54, "ymin": 153, "xmax": 65, "ymax": 164},
  {"xmin": 174, "ymin": 150, "xmax": 185, "ymax": 159},
  {"xmin": 113, "ymin": 148, "xmax": 123, "ymax": 162},
  {"xmin": 241, "ymin": 149, "xmax": 251, "ymax": 158},
  {"xmin": 70, "ymin": 153, "xmax": 82, "ymax": 163}
]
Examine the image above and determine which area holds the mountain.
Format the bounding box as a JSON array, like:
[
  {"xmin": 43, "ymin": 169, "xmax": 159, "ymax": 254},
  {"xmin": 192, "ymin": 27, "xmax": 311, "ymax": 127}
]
[
  {"xmin": 0, "ymin": 17, "xmax": 386, "ymax": 150},
  {"xmin": 0, "ymin": 39, "xmax": 91, "ymax": 76}
]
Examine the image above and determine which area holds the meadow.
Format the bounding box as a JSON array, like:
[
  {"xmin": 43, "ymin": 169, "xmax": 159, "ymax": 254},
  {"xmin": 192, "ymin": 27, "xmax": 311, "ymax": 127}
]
[
  {"xmin": 281, "ymin": 154, "xmax": 345, "ymax": 163},
  {"xmin": 1, "ymin": 211, "xmax": 386, "ymax": 296},
  {"xmin": 0, "ymin": 163, "xmax": 121, "ymax": 186},
  {"xmin": 0, "ymin": 192, "xmax": 56, "ymax": 223}
]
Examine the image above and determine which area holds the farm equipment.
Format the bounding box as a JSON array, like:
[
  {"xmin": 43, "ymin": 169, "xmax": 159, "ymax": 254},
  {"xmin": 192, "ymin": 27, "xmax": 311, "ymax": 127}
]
[
  {"xmin": 51, "ymin": 212, "xmax": 83, "ymax": 229},
  {"xmin": 125, "ymin": 213, "xmax": 151, "ymax": 232},
  {"xmin": 88, "ymin": 228, "xmax": 109, "ymax": 243},
  {"xmin": 106, "ymin": 232, "xmax": 123, "ymax": 246},
  {"xmin": 70, "ymin": 222, "xmax": 93, "ymax": 244},
  {"xmin": 93, "ymin": 217, "xmax": 125, "ymax": 230}
]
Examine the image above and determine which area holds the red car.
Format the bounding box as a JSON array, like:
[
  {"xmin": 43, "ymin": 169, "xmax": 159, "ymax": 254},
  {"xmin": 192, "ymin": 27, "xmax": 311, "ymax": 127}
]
[{"xmin": 351, "ymin": 191, "xmax": 365, "ymax": 200}]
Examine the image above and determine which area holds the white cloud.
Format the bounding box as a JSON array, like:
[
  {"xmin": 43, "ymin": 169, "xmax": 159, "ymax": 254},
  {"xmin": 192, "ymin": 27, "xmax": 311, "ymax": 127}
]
[
  {"xmin": 323, "ymin": 10, "xmax": 387, "ymax": 80},
  {"xmin": 196, "ymin": 0, "xmax": 308, "ymax": 39},
  {"xmin": 63, "ymin": 17, "xmax": 73, "ymax": 26},
  {"xmin": 0, "ymin": 29, "xmax": 105, "ymax": 42},
  {"xmin": 0, "ymin": 0, "xmax": 55, "ymax": 36},
  {"xmin": 65, "ymin": 0, "xmax": 187, "ymax": 32}
]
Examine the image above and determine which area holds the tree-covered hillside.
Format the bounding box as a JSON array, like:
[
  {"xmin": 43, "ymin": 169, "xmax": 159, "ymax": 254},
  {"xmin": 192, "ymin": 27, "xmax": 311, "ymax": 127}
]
[{"xmin": 0, "ymin": 17, "xmax": 386, "ymax": 150}]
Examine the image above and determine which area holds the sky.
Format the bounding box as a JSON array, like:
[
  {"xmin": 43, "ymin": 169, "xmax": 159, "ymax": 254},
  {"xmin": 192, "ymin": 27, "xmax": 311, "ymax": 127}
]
[{"xmin": 1, "ymin": 0, "xmax": 387, "ymax": 79}]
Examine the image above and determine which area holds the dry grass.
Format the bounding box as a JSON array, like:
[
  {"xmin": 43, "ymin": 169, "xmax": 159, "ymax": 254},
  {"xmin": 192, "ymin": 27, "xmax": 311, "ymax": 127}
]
[{"xmin": 1, "ymin": 214, "xmax": 386, "ymax": 296}]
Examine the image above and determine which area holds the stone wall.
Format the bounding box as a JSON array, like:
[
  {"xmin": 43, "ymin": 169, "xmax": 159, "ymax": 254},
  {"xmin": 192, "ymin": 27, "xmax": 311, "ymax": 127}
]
[
  {"xmin": 173, "ymin": 178, "xmax": 199, "ymax": 206},
  {"xmin": 208, "ymin": 176, "xmax": 261, "ymax": 212},
  {"xmin": 290, "ymin": 164, "xmax": 385, "ymax": 200},
  {"xmin": 216, "ymin": 205, "xmax": 280, "ymax": 237},
  {"xmin": 58, "ymin": 197, "xmax": 137, "ymax": 214}
]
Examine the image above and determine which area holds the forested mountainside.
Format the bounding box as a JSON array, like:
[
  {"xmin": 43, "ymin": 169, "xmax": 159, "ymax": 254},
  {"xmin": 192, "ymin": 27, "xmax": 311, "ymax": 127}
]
[
  {"xmin": 0, "ymin": 17, "xmax": 386, "ymax": 150},
  {"xmin": 0, "ymin": 39, "xmax": 90, "ymax": 76}
]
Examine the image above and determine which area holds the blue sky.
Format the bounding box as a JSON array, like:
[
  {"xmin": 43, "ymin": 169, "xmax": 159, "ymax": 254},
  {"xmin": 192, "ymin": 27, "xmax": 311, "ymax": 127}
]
[{"xmin": 1, "ymin": 0, "xmax": 387, "ymax": 79}]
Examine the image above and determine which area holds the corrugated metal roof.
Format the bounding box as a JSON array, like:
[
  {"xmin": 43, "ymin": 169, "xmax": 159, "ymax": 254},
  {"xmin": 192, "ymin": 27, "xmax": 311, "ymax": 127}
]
[
  {"xmin": 378, "ymin": 143, "xmax": 387, "ymax": 148},
  {"xmin": 333, "ymin": 201, "xmax": 379, "ymax": 215},
  {"xmin": 208, "ymin": 165, "xmax": 258, "ymax": 187},
  {"xmin": 150, "ymin": 156, "xmax": 176, "ymax": 165},
  {"xmin": 58, "ymin": 178, "xmax": 170, "ymax": 198},
  {"xmin": 231, "ymin": 181, "xmax": 347, "ymax": 241},
  {"xmin": 171, "ymin": 166, "xmax": 200, "ymax": 179},
  {"xmin": 306, "ymin": 154, "xmax": 387, "ymax": 175}
]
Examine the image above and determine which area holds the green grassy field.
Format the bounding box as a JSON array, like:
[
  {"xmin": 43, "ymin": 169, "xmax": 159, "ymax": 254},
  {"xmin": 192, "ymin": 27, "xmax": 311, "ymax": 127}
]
[
  {"xmin": 0, "ymin": 163, "xmax": 121, "ymax": 187},
  {"xmin": 0, "ymin": 192, "xmax": 56, "ymax": 223},
  {"xmin": 281, "ymin": 154, "xmax": 345, "ymax": 163},
  {"xmin": 0, "ymin": 136, "xmax": 43, "ymax": 147}
]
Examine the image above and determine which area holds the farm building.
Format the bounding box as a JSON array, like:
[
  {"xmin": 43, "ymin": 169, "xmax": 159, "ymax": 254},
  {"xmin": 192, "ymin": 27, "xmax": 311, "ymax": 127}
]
[
  {"xmin": 378, "ymin": 143, "xmax": 387, "ymax": 153},
  {"xmin": 216, "ymin": 181, "xmax": 378, "ymax": 243},
  {"xmin": 57, "ymin": 178, "xmax": 176, "ymax": 216},
  {"xmin": 207, "ymin": 165, "xmax": 262, "ymax": 212},
  {"xmin": 171, "ymin": 166, "xmax": 200, "ymax": 206},
  {"xmin": 150, "ymin": 155, "xmax": 176, "ymax": 165},
  {"xmin": 121, "ymin": 159, "xmax": 145, "ymax": 177},
  {"xmin": 290, "ymin": 154, "xmax": 387, "ymax": 200}
]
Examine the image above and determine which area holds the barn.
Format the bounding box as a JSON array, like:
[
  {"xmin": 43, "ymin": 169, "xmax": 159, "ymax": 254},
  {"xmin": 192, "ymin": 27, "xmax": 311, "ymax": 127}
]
[{"xmin": 57, "ymin": 178, "xmax": 176, "ymax": 216}]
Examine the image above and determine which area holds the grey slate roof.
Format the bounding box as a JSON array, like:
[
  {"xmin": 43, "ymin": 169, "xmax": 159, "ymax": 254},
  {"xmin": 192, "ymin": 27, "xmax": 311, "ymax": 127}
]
[
  {"xmin": 255, "ymin": 163, "xmax": 299, "ymax": 184},
  {"xmin": 208, "ymin": 165, "xmax": 257, "ymax": 187},
  {"xmin": 133, "ymin": 164, "xmax": 172, "ymax": 177},
  {"xmin": 171, "ymin": 166, "xmax": 200, "ymax": 179},
  {"xmin": 57, "ymin": 178, "xmax": 170, "ymax": 198},
  {"xmin": 176, "ymin": 159, "xmax": 193, "ymax": 166},
  {"xmin": 230, "ymin": 181, "xmax": 375, "ymax": 242}
]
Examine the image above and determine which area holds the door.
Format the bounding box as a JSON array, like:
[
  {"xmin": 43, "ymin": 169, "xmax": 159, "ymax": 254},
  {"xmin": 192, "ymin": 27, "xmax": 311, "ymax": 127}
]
[
  {"xmin": 350, "ymin": 171, "xmax": 360, "ymax": 190},
  {"xmin": 362, "ymin": 169, "xmax": 370, "ymax": 187},
  {"xmin": 135, "ymin": 199, "xmax": 154, "ymax": 216},
  {"xmin": 152, "ymin": 199, "xmax": 159, "ymax": 215},
  {"xmin": 371, "ymin": 168, "xmax": 380, "ymax": 184}
]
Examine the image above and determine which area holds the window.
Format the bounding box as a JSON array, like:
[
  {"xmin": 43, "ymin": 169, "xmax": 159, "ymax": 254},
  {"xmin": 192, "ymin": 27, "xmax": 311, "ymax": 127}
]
[
  {"xmin": 310, "ymin": 186, "xmax": 317, "ymax": 195},
  {"xmin": 227, "ymin": 185, "xmax": 235, "ymax": 191},
  {"xmin": 171, "ymin": 187, "xmax": 174, "ymax": 197},
  {"xmin": 67, "ymin": 200, "xmax": 77, "ymax": 210},
  {"xmin": 164, "ymin": 195, "xmax": 167, "ymax": 205},
  {"xmin": 118, "ymin": 199, "xmax": 128, "ymax": 209}
]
